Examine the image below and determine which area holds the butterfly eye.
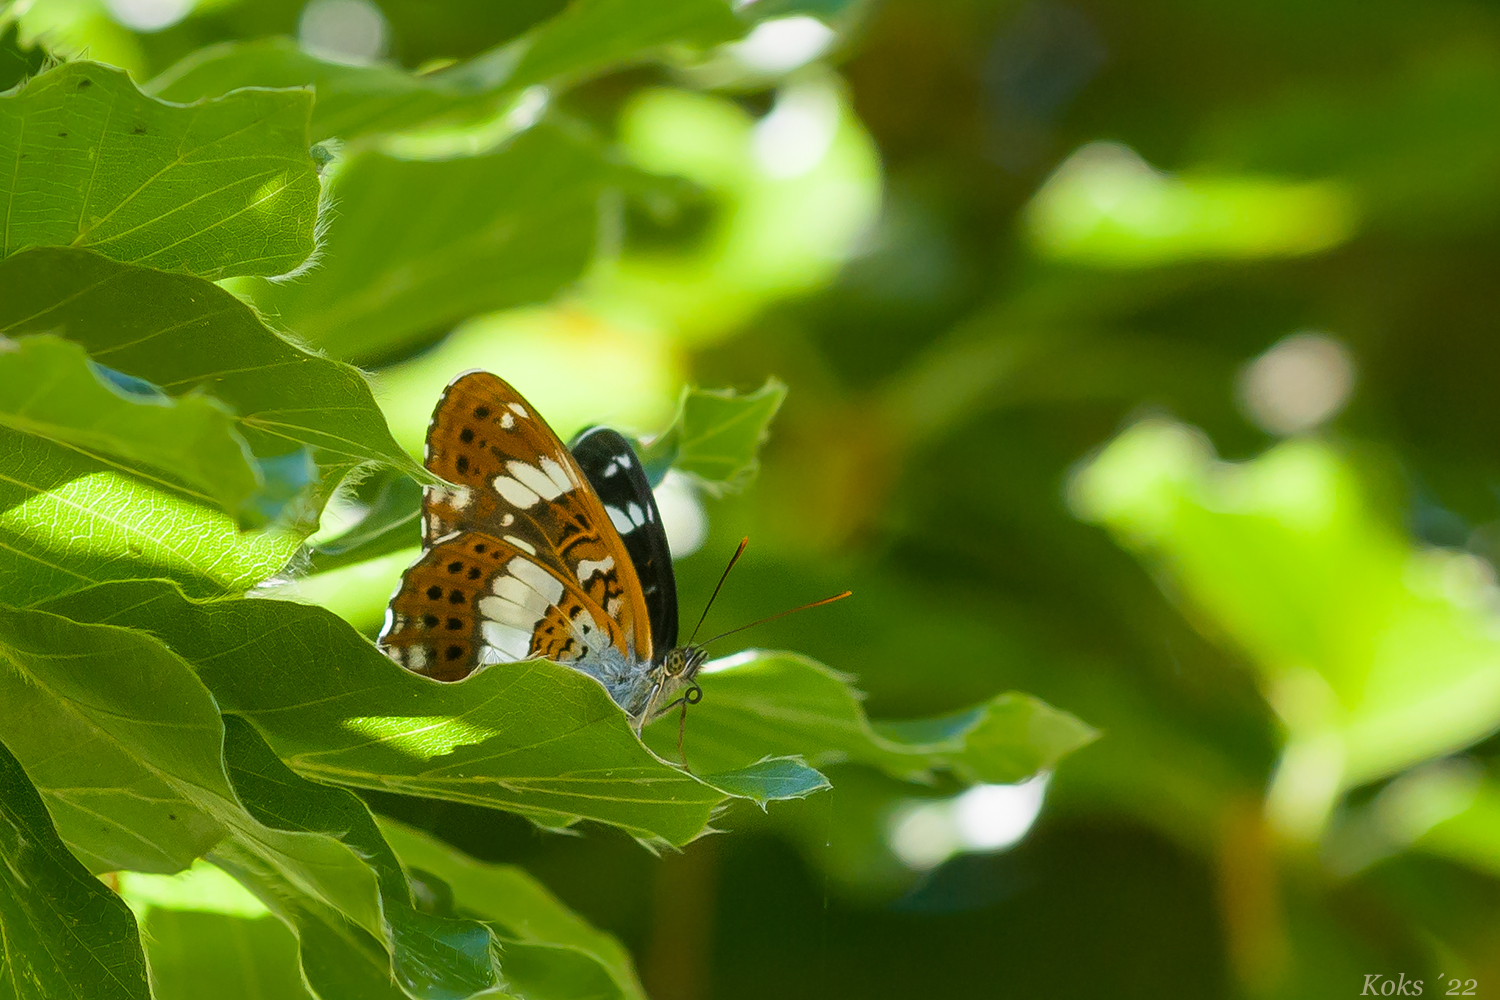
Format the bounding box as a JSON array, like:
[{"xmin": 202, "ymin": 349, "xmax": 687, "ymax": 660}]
[{"xmin": 665, "ymin": 649, "xmax": 686, "ymax": 674}]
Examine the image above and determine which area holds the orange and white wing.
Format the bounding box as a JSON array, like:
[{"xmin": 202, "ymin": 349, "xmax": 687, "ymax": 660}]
[
  {"xmin": 379, "ymin": 371, "xmax": 653, "ymax": 678},
  {"xmin": 379, "ymin": 532, "xmax": 632, "ymax": 682}
]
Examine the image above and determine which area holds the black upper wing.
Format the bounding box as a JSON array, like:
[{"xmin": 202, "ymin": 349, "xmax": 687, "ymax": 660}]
[{"xmin": 569, "ymin": 426, "xmax": 678, "ymax": 662}]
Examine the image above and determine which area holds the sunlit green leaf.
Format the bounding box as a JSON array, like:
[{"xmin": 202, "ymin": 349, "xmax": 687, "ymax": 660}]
[
  {"xmin": 638, "ymin": 378, "xmax": 787, "ymax": 490},
  {"xmin": 38, "ymin": 580, "xmax": 827, "ymax": 847},
  {"xmin": 0, "ymin": 333, "xmax": 263, "ymax": 522},
  {"xmin": 0, "ymin": 426, "xmax": 300, "ymax": 607},
  {"xmin": 247, "ymin": 127, "xmax": 615, "ymax": 364},
  {"xmin": 0, "ymin": 248, "xmax": 428, "ymax": 532},
  {"xmin": 643, "ymin": 652, "xmax": 1097, "ymax": 783},
  {"xmin": 0, "ymin": 62, "xmax": 320, "ymax": 279},
  {"xmin": 0, "ymin": 736, "xmax": 151, "ymax": 1000}
]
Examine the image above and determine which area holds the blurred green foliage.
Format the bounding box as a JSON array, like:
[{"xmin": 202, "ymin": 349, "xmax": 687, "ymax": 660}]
[{"xmin": 7, "ymin": 0, "xmax": 1500, "ymax": 997}]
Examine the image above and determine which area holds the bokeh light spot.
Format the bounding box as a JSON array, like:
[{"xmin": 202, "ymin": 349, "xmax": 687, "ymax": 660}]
[
  {"xmin": 298, "ymin": 0, "xmax": 388, "ymax": 65},
  {"xmin": 730, "ymin": 16, "xmax": 835, "ymax": 74},
  {"xmin": 103, "ymin": 0, "xmax": 193, "ymax": 32},
  {"xmin": 1238, "ymin": 333, "xmax": 1356, "ymax": 436},
  {"xmin": 888, "ymin": 776, "xmax": 1049, "ymax": 871}
]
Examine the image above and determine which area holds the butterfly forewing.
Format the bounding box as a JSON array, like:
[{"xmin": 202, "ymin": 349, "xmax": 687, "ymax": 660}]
[
  {"xmin": 380, "ymin": 371, "xmax": 654, "ymax": 681},
  {"xmin": 570, "ymin": 426, "xmax": 678, "ymax": 661}
]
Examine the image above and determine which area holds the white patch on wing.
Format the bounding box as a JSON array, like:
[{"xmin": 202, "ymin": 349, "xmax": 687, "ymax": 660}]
[
  {"xmin": 626, "ymin": 502, "xmax": 645, "ymax": 526},
  {"xmin": 500, "ymin": 513, "xmax": 515, "ymax": 527},
  {"xmin": 508, "ymin": 402, "xmax": 528, "ymax": 417},
  {"xmin": 507, "ymin": 558, "xmax": 565, "ymax": 605},
  {"xmin": 492, "ymin": 475, "xmax": 540, "ymax": 508},
  {"xmin": 607, "ymin": 505, "xmax": 634, "ymax": 534},
  {"xmin": 503, "ymin": 533, "xmax": 536, "ymax": 555},
  {"xmin": 501, "ymin": 412, "xmax": 515, "ymax": 429},
  {"xmin": 539, "ymin": 457, "xmax": 574, "ymax": 496},
  {"xmin": 478, "ymin": 595, "xmax": 545, "ymax": 636},
  {"xmin": 508, "ymin": 460, "xmax": 565, "ymax": 500},
  {"xmin": 490, "ymin": 575, "xmax": 552, "ymax": 615},
  {"xmin": 575, "ymin": 556, "xmax": 615, "ymax": 582},
  {"xmin": 480, "ymin": 621, "xmax": 533, "ymax": 660},
  {"xmin": 408, "ymin": 646, "xmax": 430, "ymax": 670}
]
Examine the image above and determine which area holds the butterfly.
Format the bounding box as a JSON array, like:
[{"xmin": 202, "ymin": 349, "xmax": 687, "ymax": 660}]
[{"xmin": 378, "ymin": 371, "xmax": 708, "ymax": 727}]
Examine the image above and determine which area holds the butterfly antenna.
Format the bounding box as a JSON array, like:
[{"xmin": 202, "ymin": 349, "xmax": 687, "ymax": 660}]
[
  {"xmin": 701, "ymin": 590, "xmax": 852, "ymax": 646},
  {"xmin": 687, "ymin": 537, "xmax": 750, "ymax": 645}
]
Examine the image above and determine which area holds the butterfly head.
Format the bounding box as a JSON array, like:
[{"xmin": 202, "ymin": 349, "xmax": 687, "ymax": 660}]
[
  {"xmin": 644, "ymin": 644, "xmax": 709, "ymax": 723},
  {"xmin": 664, "ymin": 643, "xmax": 710, "ymax": 682}
]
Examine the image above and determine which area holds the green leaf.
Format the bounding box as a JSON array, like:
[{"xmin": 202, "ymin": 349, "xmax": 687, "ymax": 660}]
[
  {"xmin": 639, "ymin": 379, "xmax": 787, "ymax": 491},
  {"xmin": 382, "ymin": 820, "xmax": 648, "ymax": 1000},
  {"xmin": 497, "ymin": 0, "xmax": 744, "ymax": 93},
  {"xmin": 207, "ymin": 844, "xmax": 416, "ymax": 1000},
  {"xmin": 305, "ymin": 469, "xmax": 423, "ymax": 574},
  {"xmin": 0, "ymin": 603, "xmax": 504, "ymax": 1000},
  {"xmin": 642, "ymin": 652, "xmax": 1099, "ymax": 784},
  {"xmin": 699, "ymin": 754, "xmax": 832, "ymax": 805},
  {"xmin": 0, "ymin": 20, "xmax": 44, "ymax": 92},
  {"xmin": 147, "ymin": 0, "xmax": 745, "ymax": 145},
  {"xmin": 246, "ymin": 126, "xmax": 616, "ymax": 364},
  {"xmin": 0, "ymin": 425, "xmax": 301, "ymax": 607},
  {"xmin": 135, "ymin": 908, "xmax": 315, "ymax": 1000},
  {"xmin": 119, "ymin": 862, "xmax": 316, "ymax": 1000},
  {"xmin": 0, "ymin": 602, "xmax": 251, "ymax": 873},
  {"xmin": 1069, "ymin": 419, "xmax": 1500, "ymax": 820},
  {"xmin": 0, "ymin": 248, "xmax": 428, "ymax": 532},
  {"xmin": 0, "ymin": 333, "xmax": 263, "ymax": 523},
  {"xmin": 0, "ymin": 604, "xmax": 392, "ymax": 936},
  {"xmin": 39, "ymin": 579, "xmax": 825, "ymax": 847},
  {"xmin": 0, "ymin": 62, "xmax": 320, "ymax": 279},
  {"xmin": 147, "ymin": 37, "xmax": 507, "ymax": 145},
  {"xmin": 0, "ymin": 735, "xmax": 151, "ymax": 1000},
  {"xmin": 218, "ymin": 715, "xmax": 501, "ymax": 1000}
]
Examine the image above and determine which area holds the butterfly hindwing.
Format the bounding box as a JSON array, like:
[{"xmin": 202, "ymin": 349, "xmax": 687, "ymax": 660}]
[
  {"xmin": 570, "ymin": 426, "xmax": 678, "ymax": 662},
  {"xmin": 381, "ymin": 532, "xmax": 629, "ymax": 681}
]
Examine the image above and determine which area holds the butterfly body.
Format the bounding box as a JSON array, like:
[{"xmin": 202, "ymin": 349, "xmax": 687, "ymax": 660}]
[{"xmin": 379, "ymin": 371, "xmax": 700, "ymax": 726}]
